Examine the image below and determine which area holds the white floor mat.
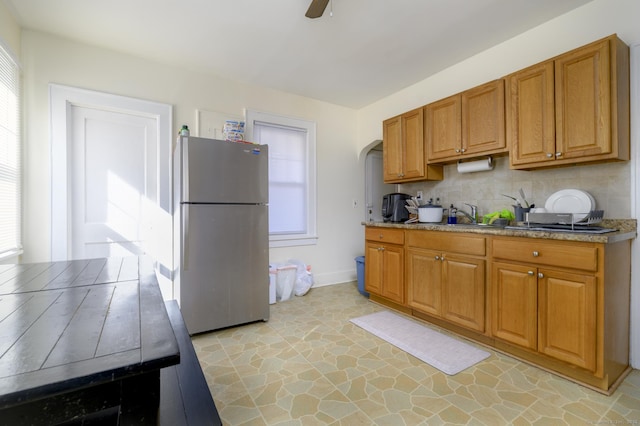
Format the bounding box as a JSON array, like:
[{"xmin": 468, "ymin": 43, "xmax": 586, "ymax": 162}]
[{"xmin": 350, "ymin": 310, "xmax": 491, "ymax": 375}]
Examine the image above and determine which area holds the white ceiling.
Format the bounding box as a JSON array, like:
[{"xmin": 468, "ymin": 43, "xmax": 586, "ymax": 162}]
[{"xmin": 5, "ymin": 0, "xmax": 593, "ymax": 108}]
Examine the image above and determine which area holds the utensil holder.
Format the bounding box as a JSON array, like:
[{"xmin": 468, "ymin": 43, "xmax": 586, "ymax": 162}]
[{"xmin": 513, "ymin": 205, "xmax": 531, "ymax": 222}]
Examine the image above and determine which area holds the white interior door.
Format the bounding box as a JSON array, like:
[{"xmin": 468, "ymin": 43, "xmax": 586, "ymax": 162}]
[
  {"xmin": 365, "ymin": 148, "xmax": 396, "ymax": 222},
  {"xmin": 70, "ymin": 106, "xmax": 158, "ymax": 259}
]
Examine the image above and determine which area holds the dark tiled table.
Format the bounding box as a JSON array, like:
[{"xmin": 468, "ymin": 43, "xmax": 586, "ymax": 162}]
[{"xmin": 0, "ymin": 257, "xmax": 179, "ymax": 425}]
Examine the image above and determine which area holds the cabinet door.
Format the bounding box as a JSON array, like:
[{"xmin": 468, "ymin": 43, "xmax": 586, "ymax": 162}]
[
  {"xmin": 381, "ymin": 244, "xmax": 404, "ymax": 303},
  {"xmin": 506, "ymin": 61, "xmax": 556, "ymax": 167},
  {"xmin": 426, "ymin": 95, "xmax": 461, "ymax": 161},
  {"xmin": 441, "ymin": 254, "xmax": 485, "ymax": 332},
  {"xmin": 402, "ymin": 108, "xmax": 425, "ymax": 179},
  {"xmin": 538, "ymin": 268, "xmax": 597, "ymax": 371},
  {"xmin": 365, "ymin": 242, "xmax": 383, "ymax": 295},
  {"xmin": 383, "ymin": 116, "xmax": 403, "ymax": 182},
  {"xmin": 406, "ymin": 248, "xmax": 442, "ymax": 317},
  {"xmin": 555, "ymin": 38, "xmax": 611, "ymax": 160},
  {"xmin": 491, "ymin": 262, "xmax": 538, "ymax": 350},
  {"xmin": 462, "ymin": 79, "xmax": 506, "ymax": 156}
]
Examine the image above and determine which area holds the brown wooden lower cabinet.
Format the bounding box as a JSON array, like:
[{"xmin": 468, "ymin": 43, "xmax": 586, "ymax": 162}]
[
  {"xmin": 407, "ymin": 247, "xmax": 485, "ymax": 332},
  {"xmin": 365, "ymin": 227, "xmax": 405, "ymax": 304},
  {"xmin": 406, "ymin": 248, "xmax": 442, "ymax": 316},
  {"xmin": 490, "ymin": 236, "xmax": 630, "ymax": 393},
  {"xmin": 492, "ymin": 261, "xmax": 538, "ymax": 350},
  {"xmin": 492, "ymin": 261, "xmax": 597, "ymax": 371},
  {"xmin": 364, "ymin": 226, "xmax": 632, "ymax": 394}
]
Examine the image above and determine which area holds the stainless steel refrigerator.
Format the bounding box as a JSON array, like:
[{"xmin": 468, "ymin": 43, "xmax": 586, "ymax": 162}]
[{"xmin": 173, "ymin": 136, "xmax": 269, "ymax": 334}]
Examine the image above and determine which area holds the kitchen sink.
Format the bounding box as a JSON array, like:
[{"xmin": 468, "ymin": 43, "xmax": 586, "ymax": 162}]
[
  {"xmin": 434, "ymin": 222, "xmax": 506, "ymax": 229},
  {"xmin": 457, "ymin": 222, "xmax": 505, "ymax": 227},
  {"xmin": 506, "ymin": 225, "xmax": 617, "ymax": 234}
]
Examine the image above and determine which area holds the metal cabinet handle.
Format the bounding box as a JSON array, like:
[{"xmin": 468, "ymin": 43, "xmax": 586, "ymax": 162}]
[
  {"xmin": 546, "ymin": 153, "xmax": 553, "ymax": 158},
  {"xmin": 532, "ymin": 251, "xmax": 539, "ymax": 257},
  {"xmin": 538, "ymin": 272, "xmax": 544, "ymax": 278},
  {"xmin": 528, "ymin": 271, "xmax": 534, "ymax": 276},
  {"xmin": 461, "ymin": 148, "xmax": 466, "ymax": 153},
  {"xmin": 555, "ymin": 152, "xmax": 562, "ymax": 157},
  {"xmin": 379, "ymin": 234, "xmax": 384, "ymax": 239},
  {"xmin": 455, "ymin": 149, "xmax": 460, "ymax": 153},
  {"xmin": 434, "ymin": 255, "xmax": 440, "ymax": 260}
]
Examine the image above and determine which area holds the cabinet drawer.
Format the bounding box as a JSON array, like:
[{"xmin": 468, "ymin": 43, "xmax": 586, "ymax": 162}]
[
  {"xmin": 366, "ymin": 227, "xmax": 404, "ymax": 245},
  {"xmin": 492, "ymin": 238, "xmax": 598, "ymax": 272},
  {"xmin": 406, "ymin": 231, "xmax": 485, "ymax": 256}
]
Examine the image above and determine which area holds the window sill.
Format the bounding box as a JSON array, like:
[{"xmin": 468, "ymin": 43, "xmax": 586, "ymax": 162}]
[
  {"xmin": 269, "ymin": 236, "xmax": 318, "ymax": 248},
  {"xmin": 0, "ymin": 248, "xmax": 23, "ymax": 262}
]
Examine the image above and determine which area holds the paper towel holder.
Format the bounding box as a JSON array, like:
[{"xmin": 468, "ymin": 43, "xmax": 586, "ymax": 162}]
[{"xmin": 456, "ymin": 156, "xmax": 494, "ymax": 174}]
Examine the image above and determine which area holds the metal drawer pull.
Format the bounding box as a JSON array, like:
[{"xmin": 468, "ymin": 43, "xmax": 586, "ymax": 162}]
[
  {"xmin": 528, "ymin": 271, "xmax": 534, "ymax": 276},
  {"xmin": 532, "ymin": 251, "xmax": 539, "ymax": 257},
  {"xmin": 435, "ymin": 255, "xmax": 440, "ymax": 260},
  {"xmin": 538, "ymin": 272, "xmax": 544, "ymax": 278}
]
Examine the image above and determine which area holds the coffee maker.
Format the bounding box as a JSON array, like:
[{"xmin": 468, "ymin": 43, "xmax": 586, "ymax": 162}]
[{"xmin": 381, "ymin": 193, "xmax": 411, "ymax": 222}]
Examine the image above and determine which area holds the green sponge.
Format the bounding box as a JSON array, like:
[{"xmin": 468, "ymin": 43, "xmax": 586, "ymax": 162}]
[{"xmin": 483, "ymin": 209, "xmax": 515, "ymax": 224}]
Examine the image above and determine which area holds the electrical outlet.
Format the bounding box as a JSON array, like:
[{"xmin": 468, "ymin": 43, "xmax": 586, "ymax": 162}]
[{"xmin": 416, "ymin": 191, "xmax": 423, "ymax": 200}]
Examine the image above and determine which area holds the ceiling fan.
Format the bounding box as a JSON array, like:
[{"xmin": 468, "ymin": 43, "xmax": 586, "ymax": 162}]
[{"xmin": 305, "ymin": 0, "xmax": 330, "ymax": 18}]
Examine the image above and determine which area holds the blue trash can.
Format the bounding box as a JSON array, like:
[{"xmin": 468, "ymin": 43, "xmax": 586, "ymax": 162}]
[{"xmin": 355, "ymin": 256, "xmax": 369, "ymax": 297}]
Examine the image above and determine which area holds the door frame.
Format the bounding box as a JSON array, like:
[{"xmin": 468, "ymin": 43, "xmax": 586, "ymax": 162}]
[
  {"xmin": 50, "ymin": 84, "xmax": 172, "ymax": 261},
  {"xmin": 630, "ymin": 43, "xmax": 639, "ymax": 368}
]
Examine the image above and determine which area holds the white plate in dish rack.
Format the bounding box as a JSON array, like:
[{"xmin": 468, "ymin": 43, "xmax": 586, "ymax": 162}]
[{"xmin": 544, "ymin": 189, "xmax": 595, "ymax": 222}]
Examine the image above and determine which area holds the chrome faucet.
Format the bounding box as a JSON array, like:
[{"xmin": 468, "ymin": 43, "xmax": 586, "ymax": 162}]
[{"xmin": 459, "ymin": 203, "xmax": 478, "ymax": 224}]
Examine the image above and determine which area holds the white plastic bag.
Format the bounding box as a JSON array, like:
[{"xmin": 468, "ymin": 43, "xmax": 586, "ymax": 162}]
[
  {"xmin": 287, "ymin": 259, "xmax": 314, "ymax": 297},
  {"xmin": 274, "ymin": 264, "xmax": 296, "ymax": 302}
]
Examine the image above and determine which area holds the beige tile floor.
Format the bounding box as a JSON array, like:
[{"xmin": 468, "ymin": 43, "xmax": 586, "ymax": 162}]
[{"xmin": 193, "ymin": 282, "xmax": 640, "ymax": 425}]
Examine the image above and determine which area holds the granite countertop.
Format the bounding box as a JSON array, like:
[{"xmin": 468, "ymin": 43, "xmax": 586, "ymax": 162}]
[{"xmin": 363, "ymin": 219, "xmax": 637, "ymax": 244}]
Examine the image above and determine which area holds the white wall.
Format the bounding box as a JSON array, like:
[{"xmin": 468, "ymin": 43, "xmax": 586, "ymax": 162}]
[
  {"xmin": 20, "ymin": 30, "xmax": 363, "ymax": 286},
  {"xmin": 356, "ymin": 0, "xmax": 640, "ymax": 368},
  {"xmin": 0, "ymin": 1, "xmax": 21, "ymax": 56}
]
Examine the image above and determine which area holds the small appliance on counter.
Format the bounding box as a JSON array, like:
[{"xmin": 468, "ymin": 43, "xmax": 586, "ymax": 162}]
[
  {"xmin": 418, "ymin": 199, "xmax": 444, "ymax": 223},
  {"xmin": 382, "ymin": 193, "xmax": 412, "ymax": 222}
]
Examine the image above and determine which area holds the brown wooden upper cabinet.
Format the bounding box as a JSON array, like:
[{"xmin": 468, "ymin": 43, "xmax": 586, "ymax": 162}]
[
  {"xmin": 426, "ymin": 79, "xmax": 507, "ymax": 163},
  {"xmin": 383, "ymin": 108, "xmax": 443, "ymax": 183},
  {"xmin": 507, "ymin": 34, "xmax": 630, "ymax": 169}
]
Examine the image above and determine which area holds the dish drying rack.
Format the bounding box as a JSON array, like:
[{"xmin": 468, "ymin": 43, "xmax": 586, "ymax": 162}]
[
  {"xmin": 404, "ymin": 199, "xmax": 420, "ymax": 224},
  {"xmin": 524, "ymin": 210, "xmax": 604, "ymax": 229}
]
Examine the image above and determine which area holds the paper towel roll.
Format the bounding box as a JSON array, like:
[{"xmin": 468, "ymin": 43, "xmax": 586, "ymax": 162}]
[{"xmin": 457, "ymin": 157, "xmax": 493, "ymax": 173}]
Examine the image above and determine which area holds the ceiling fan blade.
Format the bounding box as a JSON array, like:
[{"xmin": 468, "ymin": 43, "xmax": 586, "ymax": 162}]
[{"xmin": 305, "ymin": 0, "xmax": 330, "ymax": 18}]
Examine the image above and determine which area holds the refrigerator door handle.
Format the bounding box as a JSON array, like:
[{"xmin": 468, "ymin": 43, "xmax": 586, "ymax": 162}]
[
  {"xmin": 182, "ymin": 138, "xmax": 189, "ymax": 202},
  {"xmin": 183, "ymin": 206, "xmax": 190, "ymax": 271}
]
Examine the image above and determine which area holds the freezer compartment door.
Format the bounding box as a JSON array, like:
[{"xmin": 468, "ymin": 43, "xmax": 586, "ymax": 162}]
[
  {"xmin": 178, "ymin": 136, "xmax": 268, "ymax": 204},
  {"xmin": 179, "ymin": 204, "xmax": 269, "ymax": 334}
]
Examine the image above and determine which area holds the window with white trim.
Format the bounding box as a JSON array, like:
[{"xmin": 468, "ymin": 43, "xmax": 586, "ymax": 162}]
[
  {"xmin": 246, "ymin": 110, "xmax": 317, "ymax": 247},
  {"xmin": 0, "ymin": 40, "xmax": 21, "ymax": 259}
]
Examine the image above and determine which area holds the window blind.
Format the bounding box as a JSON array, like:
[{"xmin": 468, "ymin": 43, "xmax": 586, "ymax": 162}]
[
  {"xmin": 0, "ymin": 42, "xmax": 21, "ymax": 259},
  {"xmin": 253, "ymin": 121, "xmax": 308, "ymax": 235}
]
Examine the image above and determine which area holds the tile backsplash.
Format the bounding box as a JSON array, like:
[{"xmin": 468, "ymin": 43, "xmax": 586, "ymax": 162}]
[{"xmin": 400, "ymin": 156, "xmax": 630, "ymax": 219}]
